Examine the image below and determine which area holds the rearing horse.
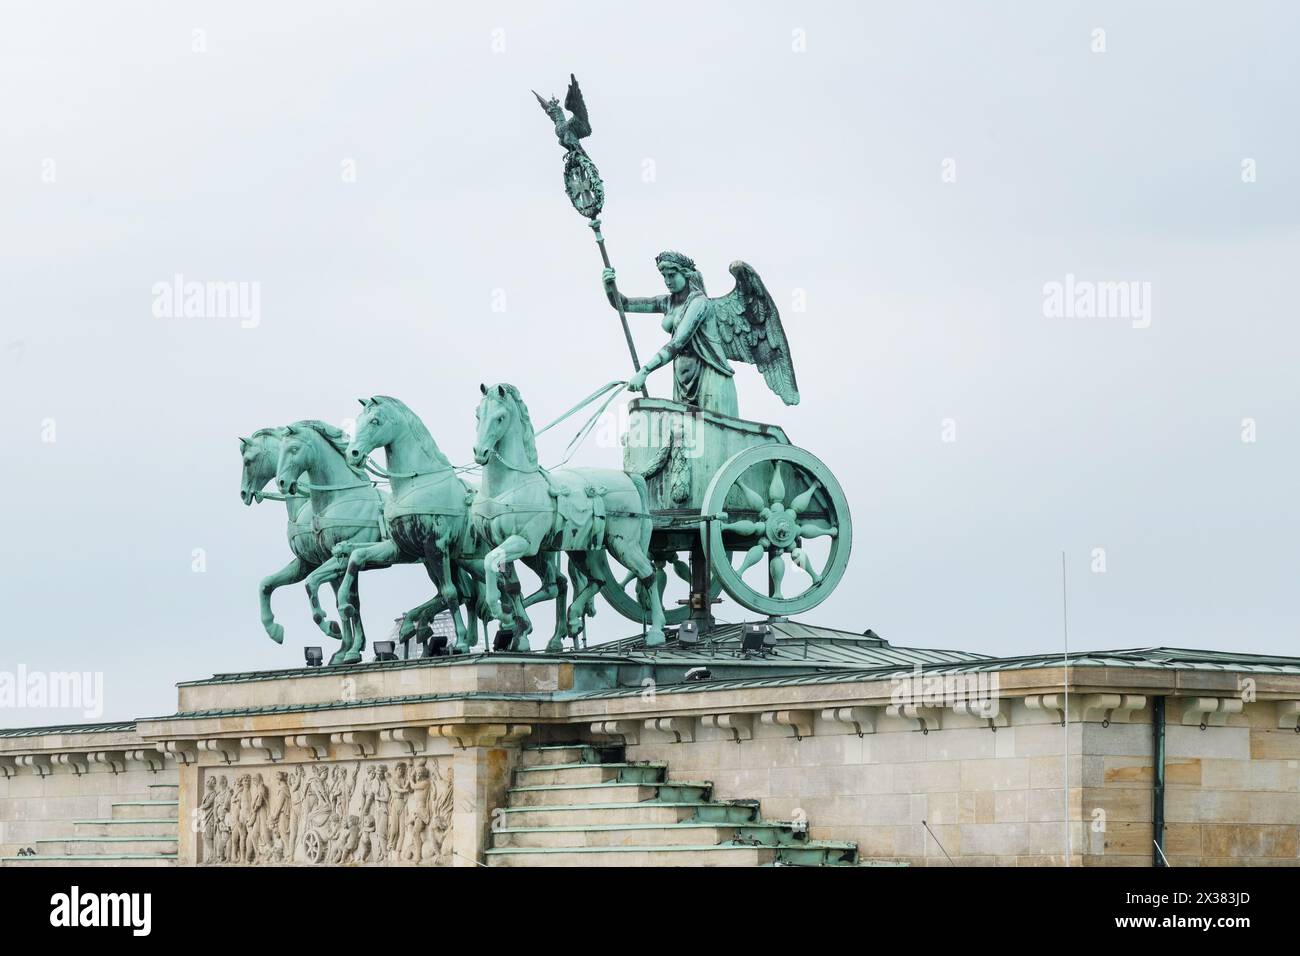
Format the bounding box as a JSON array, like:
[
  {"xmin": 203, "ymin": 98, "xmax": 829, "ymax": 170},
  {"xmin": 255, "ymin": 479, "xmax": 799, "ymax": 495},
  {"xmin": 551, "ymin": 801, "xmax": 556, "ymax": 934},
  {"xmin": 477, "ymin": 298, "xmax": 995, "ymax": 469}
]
[
  {"xmin": 472, "ymin": 383, "xmax": 666, "ymax": 647},
  {"xmin": 338, "ymin": 395, "xmax": 568, "ymax": 653},
  {"xmin": 239, "ymin": 428, "xmax": 345, "ymax": 646},
  {"xmin": 274, "ymin": 420, "xmax": 386, "ymax": 664}
]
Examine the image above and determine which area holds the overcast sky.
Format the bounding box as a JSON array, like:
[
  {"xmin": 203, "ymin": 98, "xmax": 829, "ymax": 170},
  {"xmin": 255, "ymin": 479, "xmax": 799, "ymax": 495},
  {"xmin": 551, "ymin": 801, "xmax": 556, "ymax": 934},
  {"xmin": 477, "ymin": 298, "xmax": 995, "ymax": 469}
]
[{"xmin": 2, "ymin": 1, "xmax": 1298, "ymax": 725}]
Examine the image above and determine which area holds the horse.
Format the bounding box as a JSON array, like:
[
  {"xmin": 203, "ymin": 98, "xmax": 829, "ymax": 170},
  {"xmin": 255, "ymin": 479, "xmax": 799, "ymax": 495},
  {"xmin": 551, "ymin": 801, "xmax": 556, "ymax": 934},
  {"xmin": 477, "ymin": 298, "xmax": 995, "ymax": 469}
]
[
  {"xmin": 471, "ymin": 383, "xmax": 666, "ymax": 647},
  {"xmin": 340, "ymin": 396, "xmax": 569, "ymax": 653},
  {"xmin": 274, "ymin": 421, "xmax": 387, "ymax": 664},
  {"xmin": 239, "ymin": 428, "xmax": 346, "ymax": 645}
]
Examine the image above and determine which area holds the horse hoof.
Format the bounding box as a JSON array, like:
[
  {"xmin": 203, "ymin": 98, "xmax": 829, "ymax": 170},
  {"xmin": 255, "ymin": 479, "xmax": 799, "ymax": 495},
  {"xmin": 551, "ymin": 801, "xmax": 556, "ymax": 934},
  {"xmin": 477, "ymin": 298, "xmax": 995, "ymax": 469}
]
[
  {"xmin": 644, "ymin": 629, "xmax": 666, "ymax": 647},
  {"xmin": 340, "ymin": 652, "xmax": 362, "ymax": 665},
  {"xmin": 329, "ymin": 623, "xmax": 342, "ymax": 639},
  {"xmin": 328, "ymin": 650, "xmax": 348, "ymax": 665},
  {"xmin": 267, "ymin": 623, "xmax": 284, "ymax": 645},
  {"xmin": 545, "ymin": 638, "xmax": 563, "ymax": 653}
]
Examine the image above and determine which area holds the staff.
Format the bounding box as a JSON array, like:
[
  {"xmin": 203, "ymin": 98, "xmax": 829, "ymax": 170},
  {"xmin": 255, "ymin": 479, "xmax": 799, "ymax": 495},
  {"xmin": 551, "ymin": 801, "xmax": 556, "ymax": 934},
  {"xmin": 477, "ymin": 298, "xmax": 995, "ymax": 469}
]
[{"xmin": 533, "ymin": 74, "xmax": 648, "ymax": 397}]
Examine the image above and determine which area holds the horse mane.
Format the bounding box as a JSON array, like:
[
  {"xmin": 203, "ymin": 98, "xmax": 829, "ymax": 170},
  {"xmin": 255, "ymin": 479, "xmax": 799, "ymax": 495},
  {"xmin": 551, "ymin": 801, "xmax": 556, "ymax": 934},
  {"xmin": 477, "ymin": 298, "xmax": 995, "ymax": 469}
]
[
  {"xmin": 494, "ymin": 384, "xmax": 538, "ymax": 467},
  {"xmin": 371, "ymin": 396, "xmax": 451, "ymax": 469},
  {"xmin": 289, "ymin": 420, "xmax": 366, "ymax": 475},
  {"xmin": 250, "ymin": 426, "xmax": 286, "ymax": 443}
]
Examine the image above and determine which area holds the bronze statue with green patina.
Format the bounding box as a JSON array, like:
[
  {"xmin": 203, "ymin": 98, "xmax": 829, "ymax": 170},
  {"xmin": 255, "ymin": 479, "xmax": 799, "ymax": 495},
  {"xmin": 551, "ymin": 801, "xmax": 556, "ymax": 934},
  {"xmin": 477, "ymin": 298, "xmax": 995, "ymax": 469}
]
[
  {"xmin": 272, "ymin": 422, "xmax": 387, "ymax": 664},
  {"xmin": 603, "ymin": 253, "xmax": 798, "ymax": 417},
  {"xmin": 340, "ymin": 396, "xmax": 570, "ymax": 653},
  {"xmin": 240, "ymin": 429, "xmax": 346, "ymax": 647},
  {"xmin": 472, "ymin": 383, "xmax": 668, "ymax": 646}
]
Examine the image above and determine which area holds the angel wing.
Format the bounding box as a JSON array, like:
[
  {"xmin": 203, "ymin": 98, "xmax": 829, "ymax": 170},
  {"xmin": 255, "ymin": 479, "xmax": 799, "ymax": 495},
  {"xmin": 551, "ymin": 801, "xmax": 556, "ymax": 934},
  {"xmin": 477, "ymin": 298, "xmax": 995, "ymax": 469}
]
[
  {"xmin": 564, "ymin": 74, "xmax": 591, "ymax": 139},
  {"xmin": 710, "ymin": 261, "xmax": 799, "ymax": 405}
]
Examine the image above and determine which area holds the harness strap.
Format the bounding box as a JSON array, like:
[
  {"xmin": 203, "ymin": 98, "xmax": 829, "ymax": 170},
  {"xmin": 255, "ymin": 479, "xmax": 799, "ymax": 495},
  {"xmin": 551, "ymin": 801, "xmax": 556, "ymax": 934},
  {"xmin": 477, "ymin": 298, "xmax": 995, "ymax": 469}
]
[{"xmin": 301, "ymin": 479, "xmax": 374, "ymax": 493}]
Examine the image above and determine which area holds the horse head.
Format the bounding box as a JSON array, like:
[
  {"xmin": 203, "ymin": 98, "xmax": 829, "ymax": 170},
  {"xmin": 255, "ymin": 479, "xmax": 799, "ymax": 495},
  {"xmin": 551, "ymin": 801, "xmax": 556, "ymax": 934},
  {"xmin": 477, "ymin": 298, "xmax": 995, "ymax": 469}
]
[
  {"xmin": 277, "ymin": 420, "xmax": 365, "ymax": 496},
  {"xmin": 347, "ymin": 396, "xmax": 400, "ymax": 468},
  {"xmin": 240, "ymin": 429, "xmax": 286, "ymax": 505},
  {"xmin": 275, "ymin": 425, "xmax": 313, "ymax": 496},
  {"xmin": 473, "ymin": 383, "xmax": 537, "ymax": 468}
]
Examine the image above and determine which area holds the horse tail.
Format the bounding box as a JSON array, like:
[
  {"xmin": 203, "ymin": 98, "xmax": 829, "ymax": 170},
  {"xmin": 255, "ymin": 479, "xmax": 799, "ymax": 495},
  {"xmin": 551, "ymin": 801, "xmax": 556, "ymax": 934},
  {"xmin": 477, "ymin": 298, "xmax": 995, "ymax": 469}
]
[{"xmin": 628, "ymin": 472, "xmax": 653, "ymax": 550}]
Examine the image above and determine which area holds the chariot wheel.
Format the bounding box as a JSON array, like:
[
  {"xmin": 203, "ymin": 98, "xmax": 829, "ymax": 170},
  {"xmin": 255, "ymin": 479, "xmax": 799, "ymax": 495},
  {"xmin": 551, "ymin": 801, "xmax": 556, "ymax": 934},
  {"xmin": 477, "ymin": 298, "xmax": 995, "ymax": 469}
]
[
  {"xmin": 701, "ymin": 444, "xmax": 852, "ymax": 618},
  {"xmin": 303, "ymin": 830, "xmax": 325, "ymax": 865}
]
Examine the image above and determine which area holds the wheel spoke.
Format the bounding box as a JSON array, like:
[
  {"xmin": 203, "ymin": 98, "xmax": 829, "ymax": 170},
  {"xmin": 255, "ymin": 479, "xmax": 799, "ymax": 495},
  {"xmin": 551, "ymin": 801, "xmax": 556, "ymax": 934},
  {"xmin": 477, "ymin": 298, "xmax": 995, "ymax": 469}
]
[
  {"xmin": 737, "ymin": 480, "xmax": 766, "ymax": 512},
  {"xmin": 797, "ymin": 522, "xmax": 838, "ymax": 540},
  {"xmin": 789, "ymin": 480, "xmax": 821, "ymax": 515},
  {"xmin": 768, "ymin": 464, "xmax": 785, "ymax": 505},
  {"xmin": 768, "ymin": 551, "xmax": 786, "ymax": 598},
  {"xmin": 722, "ymin": 518, "xmax": 765, "ymax": 537},
  {"xmin": 790, "ymin": 547, "xmax": 822, "ymax": 584},
  {"xmin": 735, "ymin": 542, "xmax": 767, "ymax": 576}
]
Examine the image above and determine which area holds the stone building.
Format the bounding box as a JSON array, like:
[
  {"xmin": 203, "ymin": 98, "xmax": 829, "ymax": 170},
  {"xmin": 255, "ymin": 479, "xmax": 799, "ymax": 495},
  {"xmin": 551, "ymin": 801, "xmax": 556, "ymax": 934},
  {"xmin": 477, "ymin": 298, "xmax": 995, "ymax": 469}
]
[{"xmin": 3, "ymin": 622, "xmax": 1298, "ymax": 866}]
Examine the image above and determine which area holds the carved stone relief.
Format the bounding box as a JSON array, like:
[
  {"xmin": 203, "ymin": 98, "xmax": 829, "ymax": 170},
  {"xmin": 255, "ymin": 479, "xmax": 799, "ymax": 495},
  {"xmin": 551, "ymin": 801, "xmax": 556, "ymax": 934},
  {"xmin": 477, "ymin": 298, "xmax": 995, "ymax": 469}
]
[{"xmin": 198, "ymin": 757, "xmax": 453, "ymax": 866}]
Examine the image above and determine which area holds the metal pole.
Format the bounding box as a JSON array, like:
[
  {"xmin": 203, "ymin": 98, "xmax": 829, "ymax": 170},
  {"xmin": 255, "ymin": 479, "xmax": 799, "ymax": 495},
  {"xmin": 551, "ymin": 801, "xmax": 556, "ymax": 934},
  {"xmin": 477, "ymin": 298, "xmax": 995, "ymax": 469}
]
[
  {"xmin": 1152, "ymin": 696, "xmax": 1166, "ymax": 867},
  {"xmin": 589, "ymin": 218, "xmax": 648, "ymax": 398},
  {"xmin": 1061, "ymin": 550, "xmax": 1071, "ymax": 866}
]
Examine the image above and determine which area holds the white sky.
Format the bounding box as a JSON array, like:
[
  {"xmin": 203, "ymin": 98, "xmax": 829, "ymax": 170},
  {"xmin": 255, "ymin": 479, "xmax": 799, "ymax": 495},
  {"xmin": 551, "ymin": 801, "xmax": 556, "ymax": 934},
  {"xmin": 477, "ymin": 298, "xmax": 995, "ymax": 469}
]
[{"xmin": 2, "ymin": 0, "xmax": 1298, "ymax": 724}]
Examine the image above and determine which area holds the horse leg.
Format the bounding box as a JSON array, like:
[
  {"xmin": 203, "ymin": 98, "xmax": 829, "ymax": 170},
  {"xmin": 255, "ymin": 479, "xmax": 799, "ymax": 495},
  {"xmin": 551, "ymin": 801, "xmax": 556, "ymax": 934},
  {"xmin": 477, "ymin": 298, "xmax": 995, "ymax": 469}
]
[
  {"xmin": 340, "ymin": 540, "xmax": 400, "ymax": 626},
  {"xmin": 305, "ymin": 556, "xmax": 346, "ymax": 645},
  {"xmin": 567, "ymin": 556, "xmax": 593, "ymax": 648},
  {"xmin": 500, "ymin": 564, "xmax": 534, "ymax": 651},
  {"xmin": 400, "ymin": 594, "xmax": 447, "ymax": 645},
  {"xmin": 259, "ymin": 557, "xmax": 309, "ymax": 644},
  {"xmin": 607, "ymin": 535, "xmax": 666, "ymax": 646},
  {"xmin": 483, "ymin": 535, "xmax": 533, "ymax": 649},
  {"xmin": 346, "ymin": 587, "xmax": 367, "ymax": 663},
  {"xmin": 344, "ymin": 539, "xmax": 403, "ymax": 663},
  {"xmin": 521, "ymin": 552, "xmax": 568, "ymax": 652},
  {"xmin": 424, "ymin": 536, "xmax": 471, "ymax": 654},
  {"xmin": 566, "ymin": 550, "xmax": 607, "ymax": 640}
]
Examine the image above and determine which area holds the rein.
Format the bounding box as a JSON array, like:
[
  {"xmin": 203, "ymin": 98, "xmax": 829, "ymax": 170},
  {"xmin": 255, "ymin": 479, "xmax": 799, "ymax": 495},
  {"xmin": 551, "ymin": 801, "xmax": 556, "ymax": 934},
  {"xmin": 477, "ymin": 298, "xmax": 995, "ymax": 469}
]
[
  {"xmin": 252, "ymin": 490, "xmax": 306, "ymax": 503},
  {"xmin": 353, "ymin": 378, "xmax": 630, "ymax": 491},
  {"xmin": 298, "ymin": 478, "xmax": 374, "ymax": 493},
  {"xmin": 479, "ymin": 379, "xmax": 628, "ymax": 476}
]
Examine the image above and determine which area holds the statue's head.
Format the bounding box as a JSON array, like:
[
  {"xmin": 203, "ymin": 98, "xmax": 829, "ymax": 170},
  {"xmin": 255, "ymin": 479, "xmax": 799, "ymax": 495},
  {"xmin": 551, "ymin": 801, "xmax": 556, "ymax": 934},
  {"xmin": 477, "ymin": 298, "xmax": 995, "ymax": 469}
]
[
  {"xmin": 348, "ymin": 396, "xmax": 399, "ymax": 466},
  {"xmin": 532, "ymin": 89, "xmax": 562, "ymax": 121},
  {"xmin": 474, "ymin": 383, "xmax": 535, "ymax": 467},
  {"xmin": 656, "ymin": 251, "xmax": 704, "ymax": 296},
  {"xmin": 275, "ymin": 425, "xmax": 313, "ymax": 496},
  {"xmin": 239, "ymin": 429, "xmax": 284, "ymax": 505}
]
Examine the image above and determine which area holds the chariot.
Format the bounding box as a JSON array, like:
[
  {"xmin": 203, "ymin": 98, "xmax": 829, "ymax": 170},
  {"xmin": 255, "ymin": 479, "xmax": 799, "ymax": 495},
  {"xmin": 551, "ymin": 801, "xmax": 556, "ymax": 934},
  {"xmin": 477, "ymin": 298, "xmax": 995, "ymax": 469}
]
[{"xmin": 597, "ymin": 397, "xmax": 852, "ymax": 627}]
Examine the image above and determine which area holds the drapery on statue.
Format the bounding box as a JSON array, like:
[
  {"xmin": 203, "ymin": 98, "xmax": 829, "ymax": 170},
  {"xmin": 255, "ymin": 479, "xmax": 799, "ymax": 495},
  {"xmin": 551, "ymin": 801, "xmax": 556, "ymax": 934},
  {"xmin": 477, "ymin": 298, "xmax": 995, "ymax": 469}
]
[{"xmin": 602, "ymin": 253, "xmax": 799, "ymax": 417}]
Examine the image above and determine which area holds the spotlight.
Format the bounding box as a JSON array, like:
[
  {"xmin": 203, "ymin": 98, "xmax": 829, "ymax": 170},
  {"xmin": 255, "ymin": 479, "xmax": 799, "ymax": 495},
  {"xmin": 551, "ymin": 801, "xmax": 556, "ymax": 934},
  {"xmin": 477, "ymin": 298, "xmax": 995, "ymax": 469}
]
[
  {"xmin": 422, "ymin": 634, "xmax": 450, "ymax": 657},
  {"xmin": 677, "ymin": 621, "xmax": 701, "ymax": 645},
  {"xmin": 492, "ymin": 628, "xmax": 514, "ymax": 651},
  {"xmin": 741, "ymin": 623, "xmax": 772, "ymax": 654},
  {"xmin": 373, "ymin": 641, "xmax": 398, "ymax": 662},
  {"xmin": 304, "ymin": 646, "xmax": 324, "ymax": 668},
  {"xmin": 684, "ymin": 666, "xmax": 711, "ymax": 682}
]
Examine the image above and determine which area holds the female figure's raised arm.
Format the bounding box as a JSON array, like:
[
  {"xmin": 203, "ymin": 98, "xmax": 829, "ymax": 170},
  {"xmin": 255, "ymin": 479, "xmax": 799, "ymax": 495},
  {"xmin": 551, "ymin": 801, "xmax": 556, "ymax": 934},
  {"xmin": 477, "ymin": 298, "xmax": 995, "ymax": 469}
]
[{"xmin": 603, "ymin": 267, "xmax": 666, "ymax": 313}]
